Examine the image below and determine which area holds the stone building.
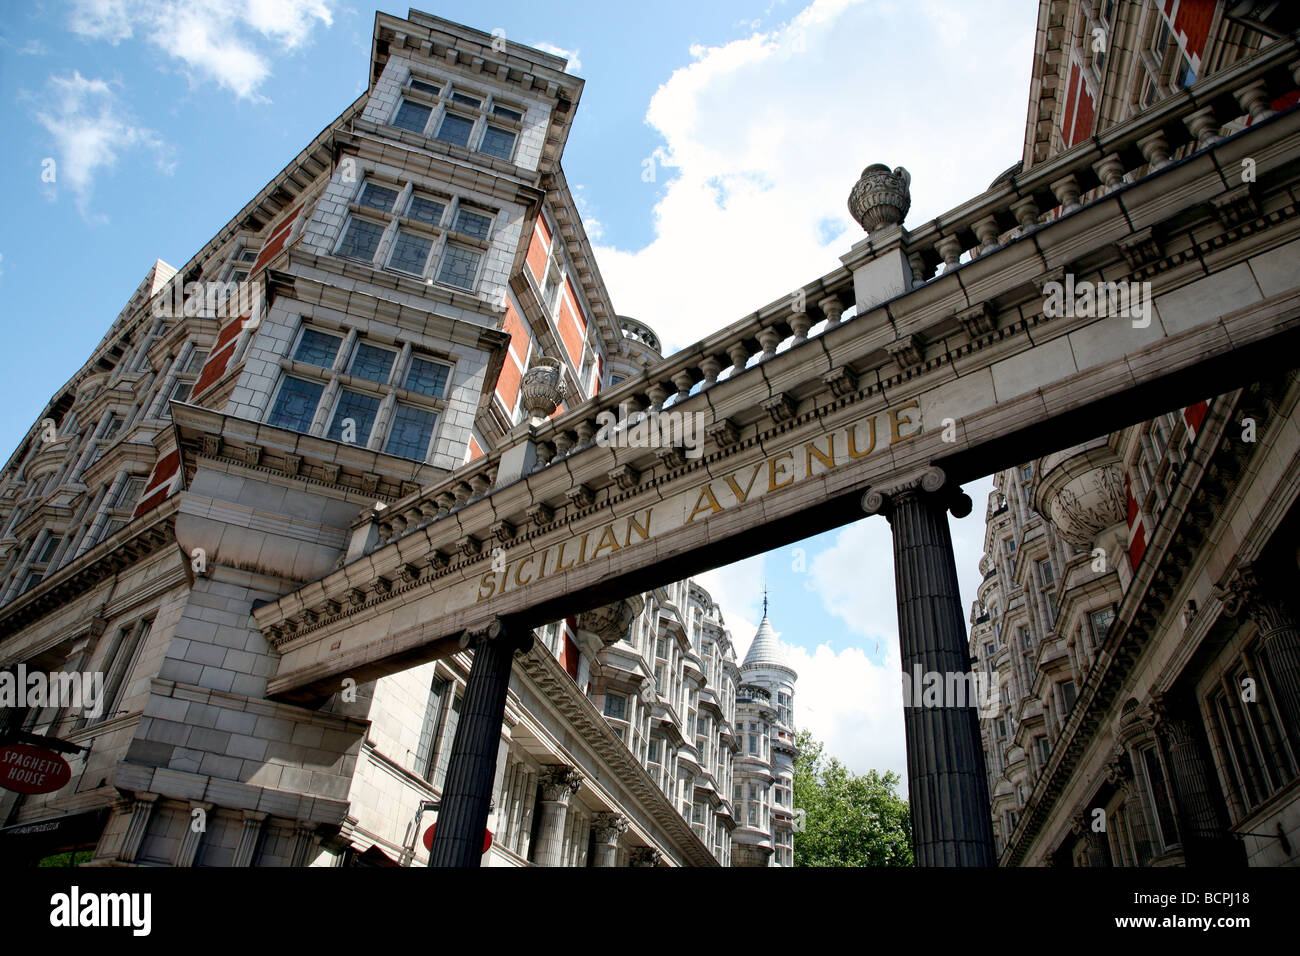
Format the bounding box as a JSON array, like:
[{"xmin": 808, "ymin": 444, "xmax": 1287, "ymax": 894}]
[
  {"xmin": 968, "ymin": 0, "xmax": 1300, "ymax": 866},
  {"xmin": 0, "ymin": 9, "xmax": 796, "ymax": 867}
]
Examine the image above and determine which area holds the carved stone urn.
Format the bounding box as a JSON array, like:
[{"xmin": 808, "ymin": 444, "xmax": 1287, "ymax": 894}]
[
  {"xmin": 848, "ymin": 164, "xmax": 912, "ymax": 233},
  {"xmin": 521, "ymin": 356, "xmax": 566, "ymax": 425}
]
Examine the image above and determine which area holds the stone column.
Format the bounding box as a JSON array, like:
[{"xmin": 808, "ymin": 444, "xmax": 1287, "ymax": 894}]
[
  {"xmin": 1070, "ymin": 810, "xmax": 1110, "ymax": 867},
  {"xmin": 1216, "ymin": 564, "xmax": 1300, "ymax": 743},
  {"xmin": 429, "ymin": 619, "xmax": 532, "ymax": 868},
  {"xmin": 863, "ymin": 467, "xmax": 996, "ymax": 866},
  {"xmin": 1149, "ymin": 695, "xmax": 1241, "ymax": 867},
  {"xmin": 591, "ymin": 812, "xmax": 629, "ymax": 867},
  {"xmin": 532, "ymin": 766, "xmax": 583, "ymax": 867}
]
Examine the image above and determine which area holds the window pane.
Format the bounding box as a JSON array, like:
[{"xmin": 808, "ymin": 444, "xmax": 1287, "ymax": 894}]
[
  {"xmin": 268, "ymin": 377, "xmax": 324, "ymax": 433},
  {"xmin": 328, "ymin": 389, "xmax": 381, "ymax": 445},
  {"xmin": 385, "ymin": 403, "xmax": 437, "ymax": 460},
  {"xmin": 184, "ymin": 350, "xmax": 208, "ymax": 375},
  {"xmin": 116, "ymin": 476, "xmax": 146, "ymax": 511},
  {"xmin": 392, "ymin": 100, "xmax": 432, "ymax": 133},
  {"xmin": 480, "ymin": 125, "xmax": 516, "ymax": 161},
  {"xmin": 387, "ymin": 230, "xmax": 432, "ymax": 276},
  {"xmin": 435, "ymin": 113, "xmax": 473, "ymax": 147},
  {"xmin": 338, "ymin": 218, "xmax": 385, "ymax": 262},
  {"xmin": 450, "ymin": 92, "xmax": 481, "ymax": 108},
  {"xmin": 454, "ymin": 208, "xmax": 492, "ymax": 240},
  {"xmin": 436, "ymin": 245, "xmax": 482, "ymax": 290},
  {"xmin": 358, "ymin": 183, "xmax": 398, "ymax": 212},
  {"xmin": 408, "ymin": 79, "xmax": 440, "ymax": 96},
  {"xmin": 169, "ymin": 380, "xmax": 193, "ymax": 403},
  {"xmin": 404, "ymin": 356, "xmax": 449, "ymax": 398},
  {"xmin": 348, "ymin": 343, "xmax": 396, "ymax": 383},
  {"xmin": 293, "ymin": 328, "xmax": 343, "ymax": 367},
  {"xmin": 406, "ymin": 195, "xmax": 445, "ymax": 226},
  {"xmin": 238, "ymin": 248, "xmax": 258, "ymax": 263},
  {"xmin": 492, "ymin": 104, "xmax": 522, "ymax": 122}
]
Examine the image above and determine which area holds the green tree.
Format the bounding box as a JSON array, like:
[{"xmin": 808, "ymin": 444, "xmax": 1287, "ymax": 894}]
[{"xmin": 792, "ymin": 729, "xmax": 913, "ymax": 866}]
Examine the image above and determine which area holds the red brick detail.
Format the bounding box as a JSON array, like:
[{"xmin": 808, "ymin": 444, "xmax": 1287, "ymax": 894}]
[
  {"xmin": 495, "ymin": 353, "xmax": 522, "ymax": 411},
  {"xmin": 593, "ymin": 354, "xmax": 604, "ymax": 395},
  {"xmin": 468, "ymin": 436, "xmax": 484, "ymax": 461},
  {"xmin": 1271, "ymin": 90, "xmax": 1300, "ymax": 112},
  {"xmin": 1125, "ymin": 473, "xmax": 1138, "ymax": 527},
  {"xmin": 1167, "ymin": 0, "xmax": 1214, "ymax": 61},
  {"xmin": 557, "ymin": 296, "xmax": 584, "ymax": 368},
  {"xmin": 192, "ymin": 315, "xmax": 248, "ymax": 399},
  {"xmin": 133, "ymin": 450, "xmax": 181, "ymax": 517},
  {"xmin": 560, "ymin": 618, "xmax": 580, "ymax": 681},
  {"xmin": 251, "ymin": 204, "xmax": 303, "ymax": 276},
  {"xmin": 1062, "ymin": 64, "xmax": 1080, "ymax": 145},
  {"xmin": 503, "ymin": 298, "xmax": 531, "ymax": 366},
  {"xmin": 526, "ymin": 217, "xmax": 552, "ymax": 285},
  {"xmin": 1183, "ymin": 400, "xmax": 1208, "ymax": 436},
  {"xmin": 1128, "ymin": 521, "xmax": 1147, "ymax": 572},
  {"xmin": 1070, "ymin": 76, "xmax": 1095, "ymax": 146}
]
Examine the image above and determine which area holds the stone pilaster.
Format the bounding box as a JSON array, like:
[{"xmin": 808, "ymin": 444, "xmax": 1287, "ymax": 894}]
[
  {"xmin": 532, "ymin": 765, "xmax": 583, "ymax": 867},
  {"xmin": 232, "ymin": 810, "xmax": 268, "ymax": 867},
  {"xmin": 590, "ymin": 811, "xmax": 629, "ymax": 867},
  {"xmin": 1070, "ymin": 810, "xmax": 1110, "ymax": 867},
  {"xmin": 429, "ymin": 619, "xmax": 533, "ymax": 868},
  {"xmin": 290, "ymin": 823, "xmax": 319, "ymax": 867},
  {"xmin": 863, "ymin": 467, "xmax": 996, "ymax": 866},
  {"xmin": 115, "ymin": 791, "xmax": 158, "ymax": 863},
  {"xmin": 1216, "ymin": 563, "xmax": 1300, "ymax": 743},
  {"xmin": 174, "ymin": 800, "xmax": 213, "ymax": 866}
]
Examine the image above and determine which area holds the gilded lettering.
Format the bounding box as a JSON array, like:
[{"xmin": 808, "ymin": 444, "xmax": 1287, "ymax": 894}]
[
  {"xmin": 768, "ymin": 451, "xmax": 795, "ymax": 491},
  {"xmin": 723, "ymin": 464, "xmax": 762, "ymax": 504},
  {"xmin": 476, "ymin": 572, "xmax": 497, "ymax": 602},
  {"xmin": 805, "ymin": 434, "xmax": 835, "ymax": 474},
  {"xmin": 591, "ymin": 524, "xmax": 621, "ymax": 559},
  {"xmin": 846, "ymin": 416, "xmax": 877, "ymax": 458},
  {"xmin": 626, "ymin": 508, "xmax": 653, "ymax": 545},
  {"xmin": 688, "ymin": 484, "xmax": 724, "ymax": 522},
  {"xmin": 513, "ymin": 554, "xmax": 535, "ymax": 588},
  {"xmin": 889, "ymin": 400, "xmax": 921, "ymax": 446}
]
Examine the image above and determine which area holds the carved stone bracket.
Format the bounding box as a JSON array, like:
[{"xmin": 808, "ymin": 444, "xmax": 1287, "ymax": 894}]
[
  {"xmin": 577, "ymin": 595, "xmax": 645, "ymax": 646},
  {"xmin": 761, "ymin": 393, "xmax": 796, "ymax": 424},
  {"xmin": 491, "ymin": 520, "xmax": 515, "ymax": 544},
  {"xmin": 1211, "ymin": 183, "xmax": 1261, "ymax": 229},
  {"xmin": 821, "ymin": 366, "xmax": 858, "ymax": 398},
  {"xmin": 527, "ymin": 502, "xmax": 554, "ymax": 527},
  {"xmin": 566, "ymin": 484, "xmax": 594, "ymax": 508},
  {"xmin": 705, "ymin": 418, "xmax": 739, "ymax": 449},
  {"xmin": 609, "ymin": 464, "xmax": 640, "ymax": 491},
  {"xmin": 956, "ymin": 302, "xmax": 996, "ymax": 338},
  {"xmin": 1117, "ymin": 227, "xmax": 1163, "ymax": 270},
  {"xmin": 886, "ymin": 334, "xmax": 925, "ymax": 372}
]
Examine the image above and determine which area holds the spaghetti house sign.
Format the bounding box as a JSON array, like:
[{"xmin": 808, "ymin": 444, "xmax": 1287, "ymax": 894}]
[{"xmin": 0, "ymin": 743, "xmax": 72, "ymax": 795}]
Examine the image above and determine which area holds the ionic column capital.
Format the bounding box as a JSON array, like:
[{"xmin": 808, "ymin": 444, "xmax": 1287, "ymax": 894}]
[{"xmin": 861, "ymin": 466, "xmax": 972, "ymax": 520}]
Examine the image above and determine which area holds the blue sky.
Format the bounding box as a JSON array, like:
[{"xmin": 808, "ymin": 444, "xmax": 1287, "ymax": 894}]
[{"xmin": 0, "ymin": 0, "xmax": 1039, "ymax": 779}]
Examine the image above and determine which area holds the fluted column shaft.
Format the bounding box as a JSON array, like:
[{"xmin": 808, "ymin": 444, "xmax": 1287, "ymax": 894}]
[
  {"xmin": 871, "ymin": 474, "xmax": 996, "ymax": 866},
  {"xmin": 533, "ymin": 767, "xmax": 582, "ymax": 867},
  {"xmin": 1152, "ymin": 707, "xmax": 1240, "ymax": 866},
  {"xmin": 429, "ymin": 621, "xmax": 530, "ymax": 867}
]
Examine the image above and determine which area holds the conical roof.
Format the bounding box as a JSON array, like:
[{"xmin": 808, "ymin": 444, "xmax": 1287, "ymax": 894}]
[{"xmin": 741, "ymin": 616, "xmax": 794, "ymax": 674}]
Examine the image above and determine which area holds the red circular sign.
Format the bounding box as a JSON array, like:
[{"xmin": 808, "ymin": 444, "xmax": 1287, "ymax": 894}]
[
  {"xmin": 0, "ymin": 744, "xmax": 72, "ymax": 795},
  {"xmin": 423, "ymin": 822, "xmax": 493, "ymax": 854}
]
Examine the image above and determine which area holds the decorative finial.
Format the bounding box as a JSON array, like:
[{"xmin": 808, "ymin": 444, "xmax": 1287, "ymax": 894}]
[
  {"xmin": 848, "ymin": 164, "xmax": 912, "ymax": 233},
  {"xmin": 762, "ymin": 582, "xmax": 769, "ymax": 619}
]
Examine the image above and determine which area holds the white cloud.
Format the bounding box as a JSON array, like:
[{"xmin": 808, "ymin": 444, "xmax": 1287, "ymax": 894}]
[
  {"xmin": 32, "ymin": 71, "xmax": 173, "ymax": 221},
  {"xmin": 533, "ymin": 41, "xmax": 582, "ymax": 74},
  {"xmin": 591, "ymin": 0, "xmax": 1035, "ymax": 354},
  {"xmin": 68, "ymin": 0, "xmax": 335, "ymax": 100}
]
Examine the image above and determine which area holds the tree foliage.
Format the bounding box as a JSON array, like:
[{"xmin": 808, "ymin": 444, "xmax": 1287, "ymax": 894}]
[{"xmin": 792, "ymin": 729, "xmax": 913, "ymax": 867}]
